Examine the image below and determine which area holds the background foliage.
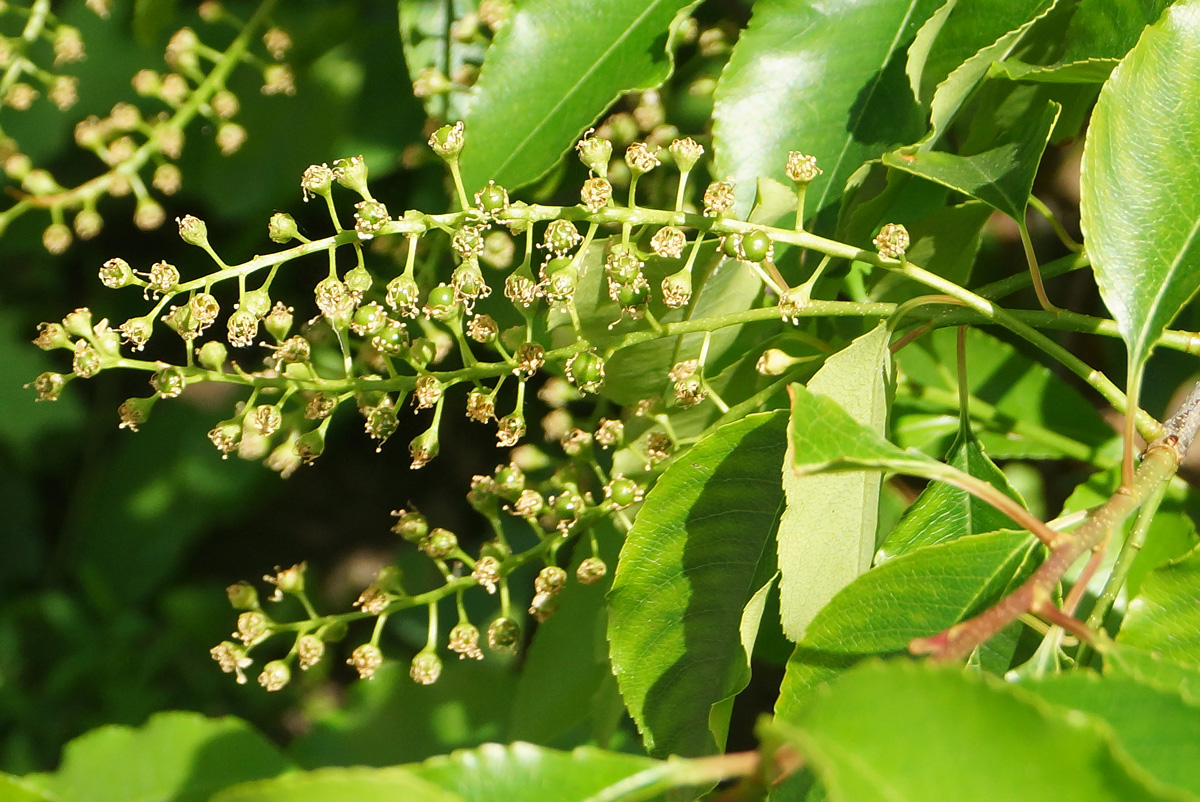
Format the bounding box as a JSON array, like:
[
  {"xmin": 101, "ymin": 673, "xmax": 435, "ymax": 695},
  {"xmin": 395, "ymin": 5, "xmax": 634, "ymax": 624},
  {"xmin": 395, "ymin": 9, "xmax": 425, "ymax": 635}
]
[{"xmin": 3, "ymin": 0, "xmax": 1200, "ymax": 799}]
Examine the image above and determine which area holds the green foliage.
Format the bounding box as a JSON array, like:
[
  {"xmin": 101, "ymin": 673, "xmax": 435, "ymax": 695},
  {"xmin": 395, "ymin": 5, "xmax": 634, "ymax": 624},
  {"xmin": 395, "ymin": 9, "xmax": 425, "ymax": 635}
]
[{"xmin": 6, "ymin": 0, "xmax": 1200, "ymax": 799}]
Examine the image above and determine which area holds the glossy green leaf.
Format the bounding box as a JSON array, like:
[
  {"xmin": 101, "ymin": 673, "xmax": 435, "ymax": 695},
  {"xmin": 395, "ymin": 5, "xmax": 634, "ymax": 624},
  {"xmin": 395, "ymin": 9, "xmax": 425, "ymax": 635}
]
[
  {"xmin": 1027, "ymin": 673, "xmax": 1200, "ymax": 798},
  {"xmin": 877, "ymin": 428, "xmax": 1023, "ymax": 562},
  {"xmin": 1081, "ymin": 0, "xmax": 1200, "ymax": 374},
  {"xmin": 779, "ymin": 323, "xmax": 891, "ymax": 641},
  {"xmin": 990, "ymin": 57, "xmax": 1121, "ymax": 83},
  {"xmin": 32, "ymin": 712, "xmax": 292, "ymax": 802},
  {"xmin": 409, "ymin": 742, "xmax": 664, "ymax": 802},
  {"xmin": 884, "ymin": 100, "xmax": 1060, "ymax": 222},
  {"xmin": 774, "ymin": 661, "xmax": 1182, "ymax": 802},
  {"xmin": 1117, "ymin": 543, "xmax": 1200, "ymax": 667},
  {"xmin": 457, "ymin": 0, "xmax": 697, "ymax": 194},
  {"xmin": 607, "ymin": 412, "xmax": 786, "ymax": 757},
  {"xmin": 893, "ymin": 326, "xmax": 1114, "ymax": 460},
  {"xmin": 213, "ymin": 768, "xmax": 458, "ymax": 802},
  {"xmin": 713, "ymin": 0, "xmax": 940, "ymax": 220},
  {"xmin": 776, "ymin": 530, "xmax": 1038, "ymax": 715},
  {"xmin": 909, "ymin": 0, "xmax": 1054, "ymax": 105}
]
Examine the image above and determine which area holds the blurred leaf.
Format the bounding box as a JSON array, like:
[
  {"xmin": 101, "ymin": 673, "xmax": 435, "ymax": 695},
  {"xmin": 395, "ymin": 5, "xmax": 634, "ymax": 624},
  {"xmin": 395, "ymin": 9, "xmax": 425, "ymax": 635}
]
[
  {"xmin": 773, "ymin": 660, "xmax": 1183, "ymax": 801},
  {"xmin": 892, "ymin": 326, "xmax": 1114, "ymax": 459},
  {"xmin": 608, "ymin": 411, "xmax": 786, "ymax": 757},
  {"xmin": 0, "ymin": 311, "xmax": 83, "ymax": 463},
  {"xmin": 132, "ymin": 0, "xmax": 179, "ymax": 47},
  {"xmin": 990, "ymin": 57, "xmax": 1120, "ymax": 83},
  {"xmin": 884, "ymin": 100, "xmax": 1060, "ymax": 222},
  {"xmin": 290, "ymin": 661, "xmax": 517, "ymax": 769},
  {"xmin": 713, "ymin": 0, "xmax": 940, "ymax": 220},
  {"xmin": 214, "ymin": 767, "xmax": 458, "ymax": 802},
  {"xmin": 909, "ymin": 0, "xmax": 1055, "ymax": 105},
  {"xmin": 775, "ymin": 530, "xmax": 1038, "ymax": 716},
  {"xmin": 1026, "ymin": 673, "xmax": 1200, "ymax": 798},
  {"xmin": 1081, "ymin": 1, "xmax": 1200, "ymax": 376},
  {"xmin": 877, "ymin": 428, "xmax": 1023, "ymax": 562},
  {"xmin": 779, "ymin": 323, "xmax": 891, "ymax": 641},
  {"xmin": 0, "ymin": 774, "xmax": 55, "ymax": 802},
  {"xmin": 29, "ymin": 711, "xmax": 292, "ymax": 802},
  {"xmin": 399, "ymin": 0, "xmax": 488, "ymax": 121},
  {"xmin": 1116, "ymin": 543, "xmax": 1200, "ymax": 667},
  {"xmin": 507, "ymin": 522, "xmax": 622, "ymax": 747},
  {"xmin": 458, "ymin": 0, "xmax": 699, "ymax": 194},
  {"xmin": 1106, "ymin": 643, "xmax": 1200, "ymax": 705}
]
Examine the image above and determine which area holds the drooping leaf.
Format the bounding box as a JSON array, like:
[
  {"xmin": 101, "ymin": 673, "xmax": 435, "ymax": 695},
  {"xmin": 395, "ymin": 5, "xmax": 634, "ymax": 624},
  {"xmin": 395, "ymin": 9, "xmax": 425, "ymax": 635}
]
[
  {"xmin": 772, "ymin": 661, "xmax": 1183, "ymax": 802},
  {"xmin": 775, "ymin": 530, "xmax": 1039, "ymax": 716},
  {"xmin": 30, "ymin": 712, "xmax": 292, "ymax": 802},
  {"xmin": 457, "ymin": 0, "xmax": 698, "ymax": 193},
  {"xmin": 607, "ymin": 412, "xmax": 786, "ymax": 757},
  {"xmin": 713, "ymin": 0, "xmax": 941, "ymax": 220},
  {"xmin": 892, "ymin": 326, "xmax": 1114, "ymax": 460},
  {"xmin": 213, "ymin": 768, "xmax": 459, "ymax": 802},
  {"xmin": 1081, "ymin": 0, "xmax": 1200, "ymax": 375},
  {"xmin": 909, "ymin": 0, "xmax": 1055, "ymax": 105},
  {"xmin": 778, "ymin": 323, "xmax": 891, "ymax": 641},
  {"xmin": 877, "ymin": 428, "xmax": 1023, "ymax": 562},
  {"xmin": 884, "ymin": 99, "xmax": 1060, "ymax": 222},
  {"xmin": 924, "ymin": 1, "xmax": 1060, "ymax": 144},
  {"xmin": 1116, "ymin": 543, "xmax": 1200, "ymax": 668},
  {"xmin": 1026, "ymin": 673, "xmax": 1200, "ymax": 798}
]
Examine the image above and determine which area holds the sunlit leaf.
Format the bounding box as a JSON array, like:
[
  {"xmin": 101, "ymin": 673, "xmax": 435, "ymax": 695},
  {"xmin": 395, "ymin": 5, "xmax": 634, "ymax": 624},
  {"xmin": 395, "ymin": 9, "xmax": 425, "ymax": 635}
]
[
  {"xmin": 778, "ymin": 323, "xmax": 891, "ymax": 641},
  {"xmin": 1081, "ymin": 0, "xmax": 1200, "ymax": 375}
]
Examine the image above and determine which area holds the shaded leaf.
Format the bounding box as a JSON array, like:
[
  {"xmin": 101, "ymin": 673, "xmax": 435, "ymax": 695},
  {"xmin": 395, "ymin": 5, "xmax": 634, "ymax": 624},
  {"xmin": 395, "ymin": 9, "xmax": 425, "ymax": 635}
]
[
  {"xmin": 1027, "ymin": 673, "xmax": 1200, "ymax": 798},
  {"xmin": 1105, "ymin": 643, "xmax": 1200, "ymax": 706},
  {"xmin": 775, "ymin": 530, "xmax": 1039, "ymax": 716},
  {"xmin": 779, "ymin": 324, "xmax": 891, "ymax": 641},
  {"xmin": 773, "ymin": 660, "xmax": 1182, "ymax": 802},
  {"xmin": 713, "ymin": 0, "xmax": 941, "ymax": 220},
  {"xmin": 458, "ymin": 0, "xmax": 698, "ymax": 193},
  {"xmin": 877, "ymin": 428, "xmax": 1023, "ymax": 562},
  {"xmin": 399, "ymin": 0, "xmax": 489, "ymax": 122},
  {"xmin": 1081, "ymin": 0, "xmax": 1200, "ymax": 374},
  {"xmin": 884, "ymin": 99, "xmax": 1060, "ymax": 222},
  {"xmin": 32, "ymin": 712, "xmax": 292, "ymax": 802},
  {"xmin": 1058, "ymin": 0, "xmax": 1173, "ymax": 64},
  {"xmin": 892, "ymin": 326, "xmax": 1114, "ymax": 460},
  {"xmin": 607, "ymin": 412, "xmax": 787, "ymax": 757}
]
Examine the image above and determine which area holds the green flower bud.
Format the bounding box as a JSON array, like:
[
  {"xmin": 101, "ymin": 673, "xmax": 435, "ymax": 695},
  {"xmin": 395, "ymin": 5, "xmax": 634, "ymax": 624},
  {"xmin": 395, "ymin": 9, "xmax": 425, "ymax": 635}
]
[
  {"xmin": 197, "ymin": 340, "xmax": 228, "ymax": 371},
  {"xmin": 301, "ymin": 163, "xmax": 334, "ymax": 199},
  {"xmin": 420, "ymin": 527, "xmax": 457, "ymax": 560},
  {"xmin": 117, "ymin": 396, "xmax": 155, "ymax": 431},
  {"xmin": 423, "ymin": 283, "xmax": 460, "ymax": 321},
  {"xmin": 740, "ymin": 229, "xmax": 771, "ymax": 262},
  {"xmin": 475, "ymin": 181, "xmax": 509, "ymax": 214},
  {"xmin": 565, "ymin": 350, "xmax": 605, "ymax": 394},
  {"xmin": 354, "ymin": 199, "xmax": 390, "ymax": 236},
  {"xmin": 428, "ymin": 121, "xmax": 465, "ymax": 161},
  {"xmin": 390, "ymin": 508, "xmax": 429, "ymax": 543},
  {"xmin": 487, "ymin": 616, "xmax": 521, "ymax": 653},
  {"xmin": 62, "ymin": 308, "xmax": 94, "ymax": 339},
  {"xmin": 386, "ymin": 274, "xmax": 421, "ymax": 317},
  {"xmin": 410, "ymin": 650, "xmax": 443, "ymax": 685},
  {"xmin": 494, "ymin": 462, "xmax": 525, "ymax": 500},
  {"xmin": 99, "ymin": 258, "xmax": 136, "ymax": 289},
  {"xmin": 333, "ymin": 155, "xmax": 370, "ymax": 196},
  {"xmin": 240, "ymin": 289, "xmax": 272, "ymax": 319},
  {"xmin": 295, "ymin": 426, "xmax": 326, "ymax": 464},
  {"xmin": 576, "ymin": 131, "xmax": 613, "ymax": 176},
  {"xmin": 264, "ymin": 302, "xmax": 293, "ymax": 341},
  {"xmin": 348, "ymin": 643, "xmax": 383, "ymax": 680},
  {"xmin": 576, "ymin": 556, "xmax": 608, "ymax": 585},
  {"xmin": 268, "ymin": 212, "xmax": 298, "ymax": 243},
  {"xmin": 226, "ymin": 581, "xmax": 261, "ymax": 610},
  {"xmin": 661, "ymin": 269, "xmax": 693, "ymax": 309},
  {"xmin": 151, "ymin": 366, "xmax": 187, "ymax": 398},
  {"xmin": 668, "ymin": 137, "xmax": 704, "ymax": 172},
  {"xmin": 258, "ymin": 659, "xmax": 291, "ymax": 691},
  {"xmin": 176, "ymin": 214, "xmax": 208, "ymax": 246},
  {"xmin": 33, "ymin": 322, "xmax": 72, "ymax": 351},
  {"xmin": 605, "ymin": 475, "xmax": 643, "ymax": 509},
  {"xmin": 29, "ymin": 372, "xmax": 68, "ymax": 401}
]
